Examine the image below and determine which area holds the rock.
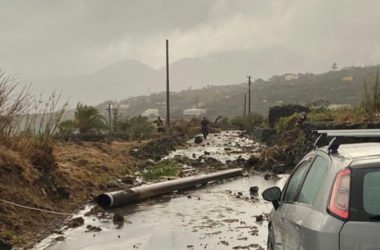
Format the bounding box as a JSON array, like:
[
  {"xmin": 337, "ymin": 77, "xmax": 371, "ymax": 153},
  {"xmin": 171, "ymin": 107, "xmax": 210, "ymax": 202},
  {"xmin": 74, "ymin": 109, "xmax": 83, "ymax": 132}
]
[
  {"xmin": 194, "ymin": 136, "xmax": 203, "ymax": 144},
  {"xmin": 121, "ymin": 175, "xmax": 135, "ymax": 185},
  {"xmin": 237, "ymin": 192, "xmax": 243, "ymax": 196},
  {"xmin": 224, "ymin": 147, "xmax": 232, "ymax": 151},
  {"xmin": 249, "ymin": 186, "xmax": 259, "ymax": 195},
  {"xmin": 256, "ymin": 215, "xmax": 264, "ymax": 222},
  {"xmin": 192, "ymin": 153, "xmax": 196, "ymax": 158},
  {"xmin": 204, "ymin": 151, "xmax": 211, "ymax": 155},
  {"xmin": 106, "ymin": 180, "xmax": 122, "ymax": 188},
  {"xmin": 113, "ymin": 213, "xmax": 124, "ymax": 225},
  {"xmin": 67, "ymin": 217, "xmax": 84, "ymax": 228},
  {"xmin": 85, "ymin": 225, "xmax": 102, "ymax": 232},
  {"xmin": 187, "ymin": 195, "xmax": 192, "ymax": 199},
  {"xmin": 242, "ymin": 171, "xmax": 249, "ymax": 177},
  {"xmin": 54, "ymin": 236, "xmax": 65, "ymax": 242},
  {"xmin": 0, "ymin": 238, "xmax": 12, "ymax": 250},
  {"xmin": 245, "ymin": 156, "xmax": 260, "ymax": 167},
  {"xmin": 264, "ymin": 173, "xmax": 271, "ymax": 180}
]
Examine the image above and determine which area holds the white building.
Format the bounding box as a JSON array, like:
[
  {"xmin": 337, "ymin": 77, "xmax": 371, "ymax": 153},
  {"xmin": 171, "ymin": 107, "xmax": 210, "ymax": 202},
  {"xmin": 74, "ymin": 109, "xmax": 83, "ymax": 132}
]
[
  {"xmin": 285, "ymin": 74, "xmax": 299, "ymax": 81},
  {"xmin": 183, "ymin": 108, "xmax": 207, "ymax": 118},
  {"xmin": 342, "ymin": 76, "xmax": 353, "ymax": 82},
  {"xmin": 327, "ymin": 104, "xmax": 352, "ymax": 110}
]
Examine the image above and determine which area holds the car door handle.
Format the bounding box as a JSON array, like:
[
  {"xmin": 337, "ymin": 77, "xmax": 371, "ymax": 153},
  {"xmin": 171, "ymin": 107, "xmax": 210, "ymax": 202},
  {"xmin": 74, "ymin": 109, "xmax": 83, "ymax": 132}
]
[{"xmin": 295, "ymin": 219, "xmax": 303, "ymax": 231}]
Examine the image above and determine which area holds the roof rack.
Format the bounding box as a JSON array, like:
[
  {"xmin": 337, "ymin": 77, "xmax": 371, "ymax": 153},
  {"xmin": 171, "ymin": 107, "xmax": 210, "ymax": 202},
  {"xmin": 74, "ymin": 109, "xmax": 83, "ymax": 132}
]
[{"xmin": 314, "ymin": 129, "xmax": 380, "ymax": 154}]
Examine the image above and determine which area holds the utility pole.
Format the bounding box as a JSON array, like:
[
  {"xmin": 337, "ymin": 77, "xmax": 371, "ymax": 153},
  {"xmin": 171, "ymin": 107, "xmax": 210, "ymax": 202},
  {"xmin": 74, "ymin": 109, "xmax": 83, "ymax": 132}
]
[
  {"xmin": 106, "ymin": 103, "xmax": 112, "ymax": 134},
  {"xmin": 243, "ymin": 93, "xmax": 247, "ymax": 116},
  {"xmin": 166, "ymin": 39, "xmax": 170, "ymax": 129},
  {"xmin": 247, "ymin": 76, "xmax": 252, "ymax": 115}
]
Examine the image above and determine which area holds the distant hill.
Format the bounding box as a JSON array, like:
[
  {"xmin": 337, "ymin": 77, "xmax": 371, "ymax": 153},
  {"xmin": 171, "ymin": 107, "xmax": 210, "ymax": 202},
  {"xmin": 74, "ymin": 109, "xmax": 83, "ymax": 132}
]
[
  {"xmin": 96, "ymin": 65, "xmax": 379, "ymax": 120},
  {"xmin": 31, "ymin": 48, "xmax": 322, "ymax": 105}
]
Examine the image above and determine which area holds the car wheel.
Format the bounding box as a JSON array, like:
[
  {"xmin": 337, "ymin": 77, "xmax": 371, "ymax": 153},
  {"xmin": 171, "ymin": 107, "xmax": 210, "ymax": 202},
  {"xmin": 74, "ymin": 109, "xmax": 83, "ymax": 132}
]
[{"xmin": 267, "ymin": 225, "xmax": 274, "ymax": 250}]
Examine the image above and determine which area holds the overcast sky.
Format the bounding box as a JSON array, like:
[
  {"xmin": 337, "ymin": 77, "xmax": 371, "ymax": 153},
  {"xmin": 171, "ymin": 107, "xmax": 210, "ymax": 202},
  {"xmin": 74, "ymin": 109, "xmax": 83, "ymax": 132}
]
[{"xmin": 1, "ymin": 0, "xmax": 380, "ymax": 80}]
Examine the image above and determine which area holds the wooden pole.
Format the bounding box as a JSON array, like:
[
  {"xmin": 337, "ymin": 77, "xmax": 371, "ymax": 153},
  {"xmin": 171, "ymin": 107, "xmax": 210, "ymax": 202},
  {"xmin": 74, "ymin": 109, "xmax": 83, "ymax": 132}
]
[
  {"xmin": 244, "ymin": 93, "xmax": 247, "ymax": 116},
  {"xmin": 247, "ymin": 76, "xmax": 252, "ymax": 115},
  {"xmin": 106, "ymin": 103, "xmax": 112, "ymax": 134},
  {"xmin": 166, "ymin": 39, "xmax": 170, "ymax": 129}
]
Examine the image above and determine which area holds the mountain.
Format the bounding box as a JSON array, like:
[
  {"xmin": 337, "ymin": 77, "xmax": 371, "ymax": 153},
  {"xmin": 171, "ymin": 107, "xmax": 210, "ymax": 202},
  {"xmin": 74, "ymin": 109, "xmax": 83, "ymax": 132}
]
[
  {"xmin": 31, "ymin": 59, "xmax": 160, "ymax": 104},
  {"xmin": 30, "ymin": 48, "xmax": 317, "ymax": 105}
]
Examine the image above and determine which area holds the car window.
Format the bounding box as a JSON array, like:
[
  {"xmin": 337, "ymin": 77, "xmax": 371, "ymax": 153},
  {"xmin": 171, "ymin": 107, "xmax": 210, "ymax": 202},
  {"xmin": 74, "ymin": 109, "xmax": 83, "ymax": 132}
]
[
  {"xmin": 298, "ymin": 156, "xmax": 328, "ymax": 205},
  {"xmin": 363, "ymin": 170, "xmax": 380, "ymax": 215},
  {"xmin": 282, "ymin": 156, "xmax": 313, "ymax": 203}
]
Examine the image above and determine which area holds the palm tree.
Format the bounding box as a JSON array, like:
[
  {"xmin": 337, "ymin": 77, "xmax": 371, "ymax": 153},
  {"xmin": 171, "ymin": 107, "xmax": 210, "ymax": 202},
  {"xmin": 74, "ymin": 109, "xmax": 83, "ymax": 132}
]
[{"xmin": 74, "ymin": 103, "xmax": 106, "ymax": 134}]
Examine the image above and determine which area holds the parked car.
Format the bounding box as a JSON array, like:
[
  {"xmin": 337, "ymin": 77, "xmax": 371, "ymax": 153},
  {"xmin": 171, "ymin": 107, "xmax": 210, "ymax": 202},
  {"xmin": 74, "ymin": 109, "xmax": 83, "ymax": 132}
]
[{"xmin": 262, "ymin": 129, "xmax": 380, "ymax": 250}]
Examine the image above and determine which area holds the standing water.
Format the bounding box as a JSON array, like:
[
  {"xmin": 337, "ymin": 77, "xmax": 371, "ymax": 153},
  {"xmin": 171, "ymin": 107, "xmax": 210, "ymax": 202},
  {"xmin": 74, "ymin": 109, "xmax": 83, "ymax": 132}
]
[{"xmin": 36, "ymin": 131, "xmax": 288, "ymax": 250}]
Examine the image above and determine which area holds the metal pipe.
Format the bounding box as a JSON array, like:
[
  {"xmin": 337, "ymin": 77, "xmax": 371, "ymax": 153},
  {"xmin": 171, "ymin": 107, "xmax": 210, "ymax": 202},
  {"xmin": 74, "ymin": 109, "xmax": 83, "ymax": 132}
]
[{"xmin": 97, "ymin": 168, "xmax": 243, "ymax": 209}]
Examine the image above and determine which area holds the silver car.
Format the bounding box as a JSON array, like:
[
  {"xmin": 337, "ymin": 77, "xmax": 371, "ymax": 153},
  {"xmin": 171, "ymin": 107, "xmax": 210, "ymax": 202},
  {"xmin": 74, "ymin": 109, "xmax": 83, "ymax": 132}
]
[{"xmin": 262, "ymin": 130, "xmax": 380, "ymax": 250}]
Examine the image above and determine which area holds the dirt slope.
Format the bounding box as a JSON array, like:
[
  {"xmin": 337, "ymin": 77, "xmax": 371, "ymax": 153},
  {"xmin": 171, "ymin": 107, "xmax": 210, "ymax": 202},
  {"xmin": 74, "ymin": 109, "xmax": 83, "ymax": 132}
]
[{"xmin": 0, "ymin": 140, "xmax": 143, "ymax": 249}]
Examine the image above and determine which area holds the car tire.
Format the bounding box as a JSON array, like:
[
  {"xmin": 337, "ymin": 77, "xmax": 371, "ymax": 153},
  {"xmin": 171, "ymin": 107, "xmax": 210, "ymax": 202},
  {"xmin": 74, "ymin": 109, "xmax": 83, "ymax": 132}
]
[{"xmin": 267, "ymin": 225, "xmax": 275, "ymax": 250}]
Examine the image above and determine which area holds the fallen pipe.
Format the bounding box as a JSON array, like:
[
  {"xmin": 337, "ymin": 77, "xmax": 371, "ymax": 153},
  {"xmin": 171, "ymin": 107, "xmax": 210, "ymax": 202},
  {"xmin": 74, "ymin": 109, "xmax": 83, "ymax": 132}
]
[{"xmin": 97, "ymin": 168, "xmax": 243, "ymax": 209}]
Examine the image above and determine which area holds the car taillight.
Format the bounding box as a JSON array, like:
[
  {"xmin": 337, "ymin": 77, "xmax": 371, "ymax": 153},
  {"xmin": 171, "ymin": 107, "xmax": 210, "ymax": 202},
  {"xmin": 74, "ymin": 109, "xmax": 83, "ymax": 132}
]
[{"xmin": 328, "ymin": 168, "xmax": 351, "ymax": 220}]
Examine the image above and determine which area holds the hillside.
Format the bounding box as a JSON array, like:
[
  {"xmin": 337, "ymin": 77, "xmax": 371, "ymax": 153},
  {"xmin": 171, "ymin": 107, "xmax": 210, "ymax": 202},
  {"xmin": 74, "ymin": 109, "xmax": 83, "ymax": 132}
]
[{"xmin": 96, "ymin": 65, "xmax": 378, "ymax": 120}]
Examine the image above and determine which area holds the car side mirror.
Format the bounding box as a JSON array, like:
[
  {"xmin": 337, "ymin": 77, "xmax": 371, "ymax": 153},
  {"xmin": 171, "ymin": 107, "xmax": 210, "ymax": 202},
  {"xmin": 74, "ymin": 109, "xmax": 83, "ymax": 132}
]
[{"xmin": 262, "ymin": 187, "xmax": 281, "ymax": 210}]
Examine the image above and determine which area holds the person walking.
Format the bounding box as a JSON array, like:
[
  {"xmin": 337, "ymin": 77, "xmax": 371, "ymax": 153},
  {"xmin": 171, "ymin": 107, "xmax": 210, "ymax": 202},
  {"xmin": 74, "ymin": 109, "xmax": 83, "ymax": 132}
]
[
  {"xmin": 201, "ymin": 117, "xmax": 209, "ymax": 140},
  {"xmin": 153, "ymin": 116, "xmax": 164, "ymax": 132}
]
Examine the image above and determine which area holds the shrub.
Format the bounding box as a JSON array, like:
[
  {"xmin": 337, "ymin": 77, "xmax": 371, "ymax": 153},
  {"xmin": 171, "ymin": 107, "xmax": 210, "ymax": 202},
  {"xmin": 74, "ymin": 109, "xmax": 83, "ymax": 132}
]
[
  {"xmin": 118, "ymin": 116, "xmax": 155, "ymax": 139},
  {"xmin": 268, "ymin": 104, "xmax": 309, "ymax": 127},
  {"xmin": 308, "ymin": 108, "xmax": 366, "ymax": 123},
  {"xmin": 231, "ymin": 113, "xmax": 266, "ymax": 133},
  {"xmin": 274, "ymin": 113, "xmax": 299, "ymax": 133}
]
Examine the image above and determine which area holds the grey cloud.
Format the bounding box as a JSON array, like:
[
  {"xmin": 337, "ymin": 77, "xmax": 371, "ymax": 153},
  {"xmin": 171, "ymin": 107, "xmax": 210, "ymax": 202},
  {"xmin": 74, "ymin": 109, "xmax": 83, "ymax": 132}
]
[{"xmin": 1, "ymin": 0, "xmax": 380, "ymax": 83}]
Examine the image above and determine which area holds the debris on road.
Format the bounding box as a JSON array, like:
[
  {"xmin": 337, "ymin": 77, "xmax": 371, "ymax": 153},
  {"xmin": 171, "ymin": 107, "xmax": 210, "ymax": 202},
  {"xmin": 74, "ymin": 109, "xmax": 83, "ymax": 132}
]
[{"xmin": 66, "ymin": 217, "xmax": 84, "ymax": 229}]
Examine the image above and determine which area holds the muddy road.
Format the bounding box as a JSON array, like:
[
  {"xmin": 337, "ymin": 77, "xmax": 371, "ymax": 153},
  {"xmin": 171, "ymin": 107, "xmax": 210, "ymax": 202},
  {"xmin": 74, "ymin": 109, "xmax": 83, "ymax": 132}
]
[{"xmin": 36, "ymin": 131, "xmax": 288, "ymax": 250}]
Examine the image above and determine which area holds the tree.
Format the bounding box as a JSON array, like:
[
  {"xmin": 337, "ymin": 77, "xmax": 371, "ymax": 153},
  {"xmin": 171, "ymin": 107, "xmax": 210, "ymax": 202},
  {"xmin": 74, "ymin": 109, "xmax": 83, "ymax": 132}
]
[
  {"xmin": 74, "ymin": 103, "xmax": 106, "ymax": 134},
  {"xmin": 362, "ymin": 69, "xmax": 380, "ymax": 120},
  {"xmin": 332, "ymin": 62, "xmax": 338, "ymax": 71}
]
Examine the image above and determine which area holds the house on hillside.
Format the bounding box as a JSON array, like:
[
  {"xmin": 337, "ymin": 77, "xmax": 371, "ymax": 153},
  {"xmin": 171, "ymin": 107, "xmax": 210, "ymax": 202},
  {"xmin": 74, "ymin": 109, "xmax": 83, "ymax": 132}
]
[
  {"xmin": 341, "ymin": 76, "xmax": 353, "ymax": 82},
  {"xmin": 183, "ymin": 108, "xmax": 207, "ymax": 118},
  {"xmin": 327, "ymin": 104, "xmax": 352, "ymax": 110},
  {"xmin": 285, "ymin": 74, "xmax": 299, "ymax": 81}
]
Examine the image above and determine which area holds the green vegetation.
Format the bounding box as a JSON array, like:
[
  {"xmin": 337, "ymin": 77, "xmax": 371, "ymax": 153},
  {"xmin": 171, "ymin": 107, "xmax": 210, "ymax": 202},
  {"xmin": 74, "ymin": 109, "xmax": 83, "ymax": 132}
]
[
  {"xmin": 307, "ymin": 108, "xmax": 367, "ymax": 123},
  {"xmin": 58, "ymin": 103, "xmax": 107, "ymax": 136},
  {"xmin": 103, "ymin": 65, "xmax": 380, "ymax": 119},
  {"xmin": 142, "ymin": 161, "xmax": 178, "ymax": 180},
  {"xmin": 230, "ymin": 113, "xmax": 267, "ymax": 133},
  {"xmin": 362, "ymin": 70, "xmax": 380, "ymax": 120},
  {"xmin": 274, "ymin": 113, "xmax": 299, "ymax": 133},
  {"xmin": 116, "ymin": 115, "xmax": 155, "ymax": 139},
  {"xmin": 0, "ymin": 230, "xmax": 25, "ymax": 245}
]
